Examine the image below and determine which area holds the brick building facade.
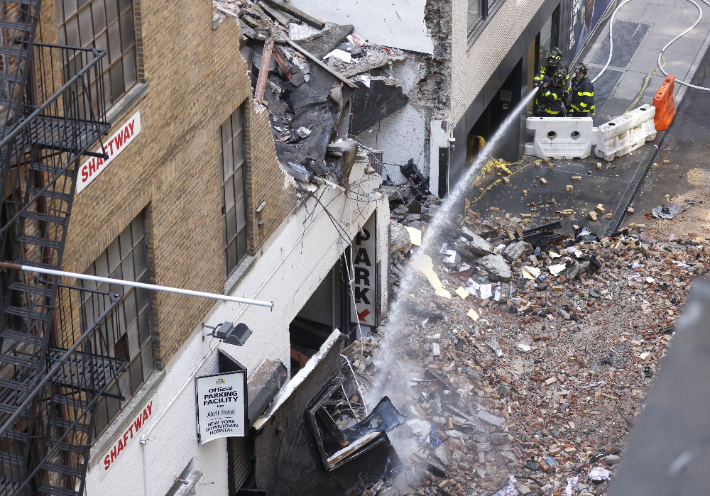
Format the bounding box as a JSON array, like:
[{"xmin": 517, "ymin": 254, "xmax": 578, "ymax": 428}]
[{"xmin": 11, "ymin": 0, "xmax": 391, "ymax": 493}]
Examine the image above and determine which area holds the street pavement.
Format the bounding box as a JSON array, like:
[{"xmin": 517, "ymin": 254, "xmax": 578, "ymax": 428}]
[
  {"xmin": 623, "ymin": 33, "xmax": 710, "ymax": 235},
  {"xmin": 467, "ymin": 0, "xmax": 710, "ymax": 236}
]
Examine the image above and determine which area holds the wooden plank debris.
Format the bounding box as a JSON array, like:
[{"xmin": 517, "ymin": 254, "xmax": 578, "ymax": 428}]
[
  {"xmin": 262, "ymin": 0, "xmax": 325, "ymax": 29},
  {"xmin": 255, "ymin": 37, "xmax": 274, "ymax": 104}
]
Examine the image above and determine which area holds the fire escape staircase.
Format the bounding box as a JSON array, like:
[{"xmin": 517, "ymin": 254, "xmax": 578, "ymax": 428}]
[{"xmin": 0, "ymin": 0, "xmax": 126, "ymax": 493}]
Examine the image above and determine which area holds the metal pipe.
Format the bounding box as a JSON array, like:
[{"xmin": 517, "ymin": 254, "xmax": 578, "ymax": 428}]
[{"xmin": 0, "ymin": 262, "xmax": 274, "ymax": 309}]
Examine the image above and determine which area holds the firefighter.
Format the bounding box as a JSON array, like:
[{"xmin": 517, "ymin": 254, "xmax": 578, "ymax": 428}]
[
  {"xmin": 569, "ymin": 63, "xmax": 595, "ymax": 117},
  {"xmin": 533, "ymin": 48, "xmax": 568, "ymax": 115},
  {"xmin": 537, "ymin": 71, "xmax": 568, "ymax": 117}
]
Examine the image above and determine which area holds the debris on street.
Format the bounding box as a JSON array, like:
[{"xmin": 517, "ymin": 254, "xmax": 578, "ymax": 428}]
[{"xmin": 349, "ymin": 179, "xmax": 710, "ymax": 495}]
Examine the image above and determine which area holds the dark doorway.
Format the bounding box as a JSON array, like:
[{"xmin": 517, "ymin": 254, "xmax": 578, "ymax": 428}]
[
  {"xmin": 289, "ymin": 256, "xmax": 348, "ymax": 375},
  {"xmin": 467, "ymin": 57, "xmax": 524, "ymax": 165}
]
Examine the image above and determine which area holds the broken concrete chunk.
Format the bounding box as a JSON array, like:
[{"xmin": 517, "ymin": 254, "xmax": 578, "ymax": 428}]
[
  {"xmin": 432, "ymin": 444, "xmax": 454, "ymax": 468},
  {"xmin": 566, "ymin": 185, "xmax": 574, "ymax": 192},
  {"xmin": 390, "ymin": 222, "xmax": 412, "ymax": 254},
  {"xmin": 477, "ymin": 410, "xmax": 505, "ymax": 427},
  {"xmin": 587, "ymin": 211, "xmax": 597, "ymax": 221},
  {"xmin": 478, "ymin": 254, "xmax": 512, "ymax": 281},
  {"xmin": 627, "ymin": 207, "xmax": 635, "ymax": 214},
  {"xmin": 298, "ymin": 23, "xmax": 354, "ymax": 59},
  {"xmin": 540, "ymin": 178, "xmax": 548, "ymax": 185},
  {"xmin": 503, "ymin": 241, "xmax": 531, "ymax": 262},
  {"xmin": 461, "ymin": 227, "xmax": 493, "ymax": 255},
  {"xmin": 572, "ymin": 175, "xmax": 582, "ymax": 181}
]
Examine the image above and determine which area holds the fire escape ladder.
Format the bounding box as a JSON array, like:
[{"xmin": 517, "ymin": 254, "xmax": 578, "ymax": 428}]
[{"xmin": 0, "ymin": 0, "xmax": 118, "ymax": 491}]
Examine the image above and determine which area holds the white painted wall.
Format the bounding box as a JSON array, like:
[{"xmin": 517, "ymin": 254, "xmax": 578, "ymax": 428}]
[
  {"xmin": 357, "ymin": 58, "xmax": 432, "ymax": 185},
  {"xmin": 289, "ymin": 0, "xmax": 434, "ymax": 54},
  {"xmin": 358, "ymin": 104, "xmax": 427, "ymax": 184},
  {"xmin": 85, "ymin": 161, "xmax": 387, "ymax": 496}
]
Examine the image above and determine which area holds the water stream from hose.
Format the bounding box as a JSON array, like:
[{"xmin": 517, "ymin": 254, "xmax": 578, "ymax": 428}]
[{"xmin": 367, "ymin": 89, "xmax": 538, "ymax": 405}]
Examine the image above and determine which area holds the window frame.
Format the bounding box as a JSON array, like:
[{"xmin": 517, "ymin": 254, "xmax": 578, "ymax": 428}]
[
  {"xmin": 80, "ymin": 210, "xmax": 154, "ymax": 439},
  {"xmin": 220, "ymin": 106, "xmax": 249, "ymax": 278},
  {"xmin": 467, "ymin": 0, "xmax": 506, "ymax": 47},
  {"xmin": 56, "ymin": 0, "xmax": 139, "ymax": 108}
]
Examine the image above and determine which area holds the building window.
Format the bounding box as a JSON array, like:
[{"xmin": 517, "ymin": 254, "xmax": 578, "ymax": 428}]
[
  {"xmin": 468, "ymin": 0, "xmax": 483, "ymax": 34},
  {"xmin": 468, "ymin": 0, "xmax": 500, "ymax": 37},
  {"xmin": 80, "ymin": 210, "xmax": 153, "ymax": 438},
  {"xmin": 56, "ymin": 0, "xmax": 138, "ymax": 106},
  {"xmin": 220, "ymin": 106, "xmax": 248, "ymax": 277}
]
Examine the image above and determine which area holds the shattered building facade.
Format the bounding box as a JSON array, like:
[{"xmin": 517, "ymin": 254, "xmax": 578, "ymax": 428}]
[{"xmin": 250, "ymin": 0, "xmax": 611, "ymax": 196}]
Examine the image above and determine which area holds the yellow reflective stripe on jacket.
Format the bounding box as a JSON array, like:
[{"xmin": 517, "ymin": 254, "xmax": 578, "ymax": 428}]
[
  {"xmin": 543, "ymin": 91, "xmax": 560, "ymax": 100},
  {"xmin": 577, "ymin": 91, "xmax": 594, "ymax": 97},
  {"xmin": 543, "ymin": 108, "xmax": 560, "ymax": 114},
  {"xmin": 579, "ymin": 102, "xmax": 588, "ymax": 108}
]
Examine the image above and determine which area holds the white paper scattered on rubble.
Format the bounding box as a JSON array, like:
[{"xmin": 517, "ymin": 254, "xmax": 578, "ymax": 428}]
[
  {"xmin": 639, "ymin": 351, "xmax": 650, "ymax": 360},
  {"xmin": 549, "ymin": 263, "xmax": 566, "ymax": 275},
  {"xmin": 646, "ymin": 276, "xmax": 655, "ymax": 283},
  {"xmin": 465, "ymin": 278, "xmax": 480, "ymax": 296},
  {"xmin": 566, "ymin": 247, "xmax": 576, "ymax": 254},
  {"xmin": 565, "ymin": 476, "xmax": 579, "ymax": 496},
  {"xmin": 431, "ymin": 343, "xmax": 440, "ymax": 356},
  {"xmin": 467, "ymin": 309, "xmax": 479, "ymax": 321},
  {"xmin": 494, "ymin": 287, "xmax": 501, "ymax": 301},
  {"xmin": 588, "ymin": 467, "xmax": 610, "ymax": 481},
  {"xmin": 517, "ymin": 343, "xmax": 532, "ymax": 352},
  {"xmin": 455, "ymin": 287, "xmax": 469, "ymax": 300},
  {"xmin": 549, "ymin": 251, "xmax": 561, "ymax": 258},
  {"xmin": 492, "ymin": 476, "xmax": 519, "ymax": 496},
  {"xmin": 406, "ymin": 226, "xmax": 422, "ymax": 246},
  {"xmin": 440, "ymin": 243, "xmax": 450, "ymax": 254},
  {"xmin": 323, "ymin": 49, "xmax": 351, "ymax": 63},
  {"xmin": 480, "ymin": 284, "xmax": 492, "ymax": 300},
  {"xmin": 443, "ymin": 250, "xmax": 457, "ymax": 264}
]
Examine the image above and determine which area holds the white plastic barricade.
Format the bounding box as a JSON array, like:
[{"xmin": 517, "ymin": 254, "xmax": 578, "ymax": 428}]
[
  {"xmin": 595, "ymin": 104, "xmax": 657, "ymax": 162},
  {"xmin": 524, "ymin": 117, "xmax": 597, "ymax": 160}
]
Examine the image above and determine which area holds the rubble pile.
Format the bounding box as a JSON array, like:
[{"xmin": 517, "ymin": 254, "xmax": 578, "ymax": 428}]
[
  {"xmin": 213, "ymin": 0, "xmax": 411, "ymax": 191},
  {"xmin": 362, "ymin": 182, "xmax": 710, "ymax": 495}
]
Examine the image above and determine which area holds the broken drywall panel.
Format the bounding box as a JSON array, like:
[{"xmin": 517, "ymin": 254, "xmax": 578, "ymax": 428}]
[
  {"xmin": 288, "ymin": 0, "xmax": 434, "ymax": 54},
  {"xmin": 357, "ymin": 104, "xmax": 428, "ymax": 184},
  {"xmin": 428, "ymin": 119, "xmax": 449, "ymax": 198}
]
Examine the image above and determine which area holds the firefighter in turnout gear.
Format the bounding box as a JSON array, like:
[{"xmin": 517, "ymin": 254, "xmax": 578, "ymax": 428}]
[
  {"xmin": 569, "ymin": 63, "xmax": 595, "ymax": 116},
  {"xmin": 537, "ymin": 71, "xmax": 568, "ymax": 117},
  {"xmin": 533, "ymin": 48, "xmax": 569, "ymax": 115}
]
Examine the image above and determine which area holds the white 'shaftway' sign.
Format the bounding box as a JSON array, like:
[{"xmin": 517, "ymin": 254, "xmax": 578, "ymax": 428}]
[{"xmin": 76, "ymin": 111, "xmax": 141, "ymax": 194}]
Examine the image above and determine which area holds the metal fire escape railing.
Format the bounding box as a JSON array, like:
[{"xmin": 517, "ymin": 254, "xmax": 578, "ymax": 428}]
[
  {"xmin": 0, "ymin": 284, "xmax": 126, "ymax": 496},
  {"xmin": 0, "ymin": 0, "xmax": 120, "ymax": 493}
]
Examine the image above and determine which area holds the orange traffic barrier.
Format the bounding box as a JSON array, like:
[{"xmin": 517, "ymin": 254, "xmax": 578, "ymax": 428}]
[{"xmin": 653, "ymin": 75, "xmax": 676, "ymax": 131}]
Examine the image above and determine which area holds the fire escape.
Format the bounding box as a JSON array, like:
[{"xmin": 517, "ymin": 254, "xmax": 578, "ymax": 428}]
[{"xmin": 0, "ymin": 0, "xmax": 127, "ymax": 494}]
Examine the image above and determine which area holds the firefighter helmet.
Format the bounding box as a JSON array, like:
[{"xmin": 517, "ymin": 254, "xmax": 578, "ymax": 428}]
[
  {"xmin": 550, "ymin": 47, "xmax": 563, "ymax": 60},
  {"xmin": 552, "ymin": 71, "xmax": 565, "ymax": 86},
  {"xmin": 575, "ymin": 62, "xmax": 588, "ymax": 75}
]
